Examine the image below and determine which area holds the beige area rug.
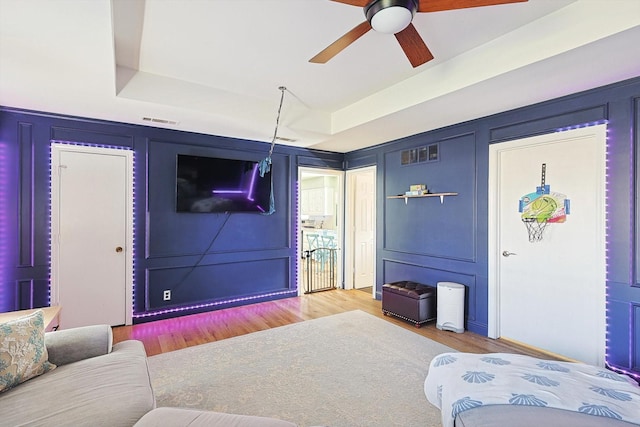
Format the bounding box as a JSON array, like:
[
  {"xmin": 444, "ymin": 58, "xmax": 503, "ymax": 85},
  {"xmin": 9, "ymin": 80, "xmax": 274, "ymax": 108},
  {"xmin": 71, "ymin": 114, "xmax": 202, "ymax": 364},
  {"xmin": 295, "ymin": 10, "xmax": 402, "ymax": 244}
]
[{"xmin": 147, "ymin": 310, "xmax": 454, "ymax": 427}]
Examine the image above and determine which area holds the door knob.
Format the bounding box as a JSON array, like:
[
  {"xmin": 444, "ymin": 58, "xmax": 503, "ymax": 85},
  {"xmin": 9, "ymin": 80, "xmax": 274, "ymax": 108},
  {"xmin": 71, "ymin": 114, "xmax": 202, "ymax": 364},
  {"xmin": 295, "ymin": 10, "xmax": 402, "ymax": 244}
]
[
  {"xmin": 502, "ymin": 251, "xmax": 517, "ymax": 257},
  {"xmin": 115, "ymin": 246, "xmax": 123, "ymax": 253}
]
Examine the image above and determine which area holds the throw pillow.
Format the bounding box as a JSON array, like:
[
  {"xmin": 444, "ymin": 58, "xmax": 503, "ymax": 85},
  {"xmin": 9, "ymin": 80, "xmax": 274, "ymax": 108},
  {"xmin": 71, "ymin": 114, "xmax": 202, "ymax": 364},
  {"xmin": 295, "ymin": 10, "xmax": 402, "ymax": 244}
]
[{"xmin": 0, "ymin": 310, "xmax": 56, "ymax": 392}]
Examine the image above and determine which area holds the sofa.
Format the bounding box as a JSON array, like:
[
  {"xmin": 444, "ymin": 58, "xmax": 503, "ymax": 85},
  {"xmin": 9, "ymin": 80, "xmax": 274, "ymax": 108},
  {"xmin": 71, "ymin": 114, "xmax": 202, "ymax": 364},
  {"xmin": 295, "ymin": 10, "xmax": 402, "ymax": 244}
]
[{"xmin": 0, "ymin": 310, "xmax": 298, "ymax": 426}]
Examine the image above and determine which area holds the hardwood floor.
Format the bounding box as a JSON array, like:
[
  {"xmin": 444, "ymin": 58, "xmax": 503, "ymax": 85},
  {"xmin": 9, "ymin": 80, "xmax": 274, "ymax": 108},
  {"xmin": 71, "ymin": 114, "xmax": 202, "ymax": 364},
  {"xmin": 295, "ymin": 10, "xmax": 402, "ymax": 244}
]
[{"xmin": 113, "ymin": 289, "xmax": 559, "ymax": 360}]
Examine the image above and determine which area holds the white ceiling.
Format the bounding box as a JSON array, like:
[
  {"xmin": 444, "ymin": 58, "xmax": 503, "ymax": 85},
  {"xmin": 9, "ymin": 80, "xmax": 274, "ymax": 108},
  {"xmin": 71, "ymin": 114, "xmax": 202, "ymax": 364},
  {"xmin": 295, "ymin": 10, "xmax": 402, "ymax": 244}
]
[{"xmin": 1, "ymin": 0, "xmax": 639, "ymax": 153}]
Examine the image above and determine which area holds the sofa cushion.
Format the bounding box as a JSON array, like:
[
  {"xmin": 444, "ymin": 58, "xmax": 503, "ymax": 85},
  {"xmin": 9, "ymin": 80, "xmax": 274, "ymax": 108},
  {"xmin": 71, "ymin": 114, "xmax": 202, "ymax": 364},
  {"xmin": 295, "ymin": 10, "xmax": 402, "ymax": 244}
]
[
  {"xmin": 0, "ymin": 340, "xmax": 155, "ymax": 426},
  {"xmin": 0, "ymin": 310, "xmax": 56, "ymax": 392},
  {"xmin": 135, "ymin": 407, "xmax": 298, "ymax": 427},
  {"xmin": 455, "ymin": 405, "xmax": 640, "ymax": 427},
  {"xmin": 45, "ymin": 324, "xmax": 113, "ymax": 366}
]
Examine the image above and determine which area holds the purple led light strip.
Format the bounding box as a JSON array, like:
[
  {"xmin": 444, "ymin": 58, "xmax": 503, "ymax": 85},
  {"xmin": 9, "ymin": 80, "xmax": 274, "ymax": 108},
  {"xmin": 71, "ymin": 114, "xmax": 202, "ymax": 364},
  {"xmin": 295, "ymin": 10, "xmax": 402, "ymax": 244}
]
[
  {"xmin": 600, "ymin": 121, "xmax": 640, "ymax": 382},
  {"xmin": 133, "ymin": 290, "xmax": 294, "ymax": 318},
  {"xmin": 0, "ymin": 143, "xmax": 8, "ymax": 310},
  {"xmin": 47, "ymin": 145, "xmax": 53, "ymax": 306},
  {"xmin": 556, "ymin": 121, "xmax": 625, "ymax": 375}
]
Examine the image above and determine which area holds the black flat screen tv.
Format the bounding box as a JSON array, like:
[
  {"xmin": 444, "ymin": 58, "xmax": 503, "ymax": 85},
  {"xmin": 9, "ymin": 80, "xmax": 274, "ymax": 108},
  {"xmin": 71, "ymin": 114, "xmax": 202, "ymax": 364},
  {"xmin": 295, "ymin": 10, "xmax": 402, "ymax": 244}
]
[{"xmin": 176, "ymin": 154, "xmax": 272, "ymax": 213}]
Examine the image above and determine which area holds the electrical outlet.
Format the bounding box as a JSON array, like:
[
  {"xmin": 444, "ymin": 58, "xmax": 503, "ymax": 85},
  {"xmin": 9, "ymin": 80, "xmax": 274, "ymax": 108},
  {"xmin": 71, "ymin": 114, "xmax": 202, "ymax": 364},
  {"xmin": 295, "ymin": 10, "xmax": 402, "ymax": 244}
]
[{"xmin": 163, "ymin": 290, "xmax": 171, "ymax": 301}]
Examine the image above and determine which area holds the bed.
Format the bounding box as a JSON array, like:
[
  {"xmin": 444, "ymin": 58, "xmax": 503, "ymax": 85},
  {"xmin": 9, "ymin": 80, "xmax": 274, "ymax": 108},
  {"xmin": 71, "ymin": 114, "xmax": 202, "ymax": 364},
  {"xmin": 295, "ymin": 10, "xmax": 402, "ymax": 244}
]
[{"xmin": 425, "ymin": 352, "xmax": 640, "ymax": 427}]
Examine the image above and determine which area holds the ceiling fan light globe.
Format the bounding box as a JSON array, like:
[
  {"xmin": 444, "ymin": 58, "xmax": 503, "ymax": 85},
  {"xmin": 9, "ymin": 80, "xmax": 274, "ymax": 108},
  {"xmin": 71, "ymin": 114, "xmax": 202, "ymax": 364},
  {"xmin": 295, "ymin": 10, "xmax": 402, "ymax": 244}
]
[{"xmin": 370, "ymin": 6, "xmax": 413, "ymax": 34}]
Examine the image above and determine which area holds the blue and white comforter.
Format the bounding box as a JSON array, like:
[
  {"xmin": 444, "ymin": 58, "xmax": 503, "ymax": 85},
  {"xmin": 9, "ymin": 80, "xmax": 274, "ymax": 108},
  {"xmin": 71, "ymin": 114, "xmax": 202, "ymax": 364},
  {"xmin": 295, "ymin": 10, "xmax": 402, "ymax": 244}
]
[{"xmin": 424, "ymin": 352, "xmax": 640, "ymax": 427}]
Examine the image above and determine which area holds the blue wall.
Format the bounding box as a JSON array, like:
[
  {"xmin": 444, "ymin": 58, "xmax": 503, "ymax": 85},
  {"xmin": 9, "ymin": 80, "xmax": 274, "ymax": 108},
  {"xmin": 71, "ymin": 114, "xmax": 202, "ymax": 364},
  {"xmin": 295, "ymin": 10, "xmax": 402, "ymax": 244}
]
[
  {"xmin": 346, "ymin": 76, "xmax": 640, "ymax": 376},
  {"xmin": 0, "ymin": 108, "xmax": 342, "ymax": 321},
  {"xmin": 1, "ymin": 76, "xmax": 639, "ymax": 376}
]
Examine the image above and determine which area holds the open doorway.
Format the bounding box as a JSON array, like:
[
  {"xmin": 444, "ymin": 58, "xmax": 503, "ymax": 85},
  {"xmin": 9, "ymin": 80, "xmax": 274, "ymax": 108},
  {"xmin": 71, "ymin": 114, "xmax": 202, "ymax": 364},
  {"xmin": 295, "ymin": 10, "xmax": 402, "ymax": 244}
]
[{"xmin": 298, "ymin": 168, "xmax": 344, "ymax": 295}]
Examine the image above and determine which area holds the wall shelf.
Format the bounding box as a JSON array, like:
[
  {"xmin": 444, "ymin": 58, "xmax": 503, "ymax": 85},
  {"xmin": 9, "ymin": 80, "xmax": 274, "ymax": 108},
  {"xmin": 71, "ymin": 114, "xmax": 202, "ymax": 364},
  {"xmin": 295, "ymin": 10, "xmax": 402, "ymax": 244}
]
[{"xmin": 387, "ymin": 192, "xmax": 458, "ymax": 204}]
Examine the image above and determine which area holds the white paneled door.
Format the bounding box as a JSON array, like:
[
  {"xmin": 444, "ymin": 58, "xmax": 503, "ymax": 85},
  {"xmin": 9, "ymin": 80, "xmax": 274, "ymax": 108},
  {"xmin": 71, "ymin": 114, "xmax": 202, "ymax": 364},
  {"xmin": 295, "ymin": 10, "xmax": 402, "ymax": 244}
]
[
  {"xmin": 489, "ymin": 125, "xmax": 606, "ymax": 366},
  {"xmin": 51, "ymin": 144, "xmax": 133, "ymax": 328},
  {"xmin": 352, "ymin": 168, "xmax": 376, "ymax": 291}
]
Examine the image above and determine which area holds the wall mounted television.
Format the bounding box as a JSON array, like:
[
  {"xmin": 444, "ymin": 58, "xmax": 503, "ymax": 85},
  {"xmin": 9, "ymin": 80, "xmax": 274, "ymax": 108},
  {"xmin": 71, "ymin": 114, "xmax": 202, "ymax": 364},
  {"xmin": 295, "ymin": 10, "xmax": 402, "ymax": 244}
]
[{"xmin": 176, "ymin": 154, "xmax": 272, "ymax": 213}]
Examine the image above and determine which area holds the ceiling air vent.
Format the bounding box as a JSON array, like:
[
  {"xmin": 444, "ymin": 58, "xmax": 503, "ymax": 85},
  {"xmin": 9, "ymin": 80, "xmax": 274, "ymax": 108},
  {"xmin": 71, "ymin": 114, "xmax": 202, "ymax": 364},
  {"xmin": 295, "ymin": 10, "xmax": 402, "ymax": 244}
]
[
  {"xmin": 275, "ymin": 136, "xmax": 297, "ymax": 143},
  {"xmin": 142, "ymin": 117, "xmax": 179, "ymax": 125}
]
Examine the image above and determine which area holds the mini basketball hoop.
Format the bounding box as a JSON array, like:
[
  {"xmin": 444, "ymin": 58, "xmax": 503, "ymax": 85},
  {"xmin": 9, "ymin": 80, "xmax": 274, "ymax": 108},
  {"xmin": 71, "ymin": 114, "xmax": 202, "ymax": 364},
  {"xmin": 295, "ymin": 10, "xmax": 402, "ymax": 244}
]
[
  {"xmin": 518, "ymin": 164, "xmax": 570, "ymax": 243},
  {"xmin": 522, "ymin": 217, "xmax": 548, "ymax": 243}
]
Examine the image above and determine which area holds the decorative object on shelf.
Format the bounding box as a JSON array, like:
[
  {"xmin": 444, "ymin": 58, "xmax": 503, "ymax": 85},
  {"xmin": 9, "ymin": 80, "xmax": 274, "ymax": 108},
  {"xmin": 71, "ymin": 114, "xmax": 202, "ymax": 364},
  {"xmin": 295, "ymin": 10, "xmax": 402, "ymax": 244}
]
[
  {"xmin": 518, "ymin": 163, "xmax": 570, "ymax": 242},
  {"xmin": 405, "ymin": 183, "xmax": 428, "ymax": 196}
]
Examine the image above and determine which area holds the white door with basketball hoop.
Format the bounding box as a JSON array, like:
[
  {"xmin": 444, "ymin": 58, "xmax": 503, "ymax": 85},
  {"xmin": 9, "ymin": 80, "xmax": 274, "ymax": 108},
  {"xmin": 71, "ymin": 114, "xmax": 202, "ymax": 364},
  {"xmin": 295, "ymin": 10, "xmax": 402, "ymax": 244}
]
[{"xmin": 488, "ymin": 125, "xmax": 606, "ymax": 366}]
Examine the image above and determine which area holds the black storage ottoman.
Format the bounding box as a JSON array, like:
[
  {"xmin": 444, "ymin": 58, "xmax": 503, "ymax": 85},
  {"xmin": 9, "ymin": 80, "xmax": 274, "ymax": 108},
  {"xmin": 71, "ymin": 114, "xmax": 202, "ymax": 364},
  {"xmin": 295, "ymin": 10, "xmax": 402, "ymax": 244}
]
[{"xmin": 382, "ymin": 281, "xmax": 436, "ymax": 327}]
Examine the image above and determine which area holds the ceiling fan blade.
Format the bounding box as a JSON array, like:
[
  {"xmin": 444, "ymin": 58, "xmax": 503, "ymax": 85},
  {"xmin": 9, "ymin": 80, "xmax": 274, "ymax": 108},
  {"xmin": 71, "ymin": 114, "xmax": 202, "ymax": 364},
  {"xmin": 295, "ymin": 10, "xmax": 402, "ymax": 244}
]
[
  {"xmin": 418, "ymin": 0, "xmax": 528, "ymax": 13},
  {"xmin": 394, "ymin": 23, "xmax": 434, "ymax": 68},
  {"xmin": 309, "ymin": 21, "xmax": 372, "ymax": 64},
  {"xmin": 330, "ymin": 0, "xmax": 369, "ymax": 6}
]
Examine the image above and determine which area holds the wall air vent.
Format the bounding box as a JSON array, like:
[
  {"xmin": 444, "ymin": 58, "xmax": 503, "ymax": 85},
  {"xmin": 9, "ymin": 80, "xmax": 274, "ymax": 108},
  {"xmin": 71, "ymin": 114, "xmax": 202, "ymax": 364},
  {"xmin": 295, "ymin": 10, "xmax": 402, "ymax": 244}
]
[
  {"xmin": 401, "ymin": 143, "xmax": 439, "ymax": 166},
  {"xmin": 142, "ymin": 117, "xmax": 179, "ymax": 125}
]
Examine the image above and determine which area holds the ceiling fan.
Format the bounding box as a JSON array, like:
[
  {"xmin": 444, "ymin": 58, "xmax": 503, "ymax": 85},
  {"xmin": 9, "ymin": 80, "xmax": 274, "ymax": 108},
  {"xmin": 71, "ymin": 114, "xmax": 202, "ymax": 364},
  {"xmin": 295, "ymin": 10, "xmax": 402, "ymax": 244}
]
[{"xmin": 310, "ymin": 0, "xmax": 528, "ymax": 68}]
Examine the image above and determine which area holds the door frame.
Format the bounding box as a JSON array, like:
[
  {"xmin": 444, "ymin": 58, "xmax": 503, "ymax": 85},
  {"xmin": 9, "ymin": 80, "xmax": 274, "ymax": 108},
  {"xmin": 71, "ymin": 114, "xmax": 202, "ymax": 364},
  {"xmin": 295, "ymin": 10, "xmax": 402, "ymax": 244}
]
[
  {"xmin": 297, "ymin": 167, "xmax": 345, "ymax": 295},
  {"xmin": 344, "ymin": 166, "xmax": 377, "ymax": 296},
  {"xmin": 50, "ymin": 142, "xmax": 135, "ymax": 326},
  {"xmin": 487, "ymin": 125, "xmax": 607, "ymax": 351}
]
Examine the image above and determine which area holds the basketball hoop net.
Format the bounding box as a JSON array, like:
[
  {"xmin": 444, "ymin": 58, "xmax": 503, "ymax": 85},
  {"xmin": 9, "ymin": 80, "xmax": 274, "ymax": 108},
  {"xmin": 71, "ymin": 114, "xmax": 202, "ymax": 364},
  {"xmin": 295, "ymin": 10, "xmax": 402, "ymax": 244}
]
[{"xmin": 522, "ymin": 217, "xmax": 548, "ymax": 243}]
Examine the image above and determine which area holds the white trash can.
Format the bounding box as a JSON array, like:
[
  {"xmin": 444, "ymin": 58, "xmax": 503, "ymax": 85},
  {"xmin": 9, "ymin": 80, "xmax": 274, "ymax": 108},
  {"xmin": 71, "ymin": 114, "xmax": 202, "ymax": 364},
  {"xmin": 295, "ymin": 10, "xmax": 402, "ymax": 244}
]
[{"xmin": 436, "ymin": 282, "xmax": 465, "ymax": 333}]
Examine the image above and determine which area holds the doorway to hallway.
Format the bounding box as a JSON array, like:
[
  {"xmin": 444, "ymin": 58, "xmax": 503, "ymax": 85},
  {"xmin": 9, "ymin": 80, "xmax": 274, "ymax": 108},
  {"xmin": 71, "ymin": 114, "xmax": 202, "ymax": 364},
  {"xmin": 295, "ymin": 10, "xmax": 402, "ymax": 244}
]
[{"xmin": 298, "ymin": 168, "xmax": 344, "ymax": 294}]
